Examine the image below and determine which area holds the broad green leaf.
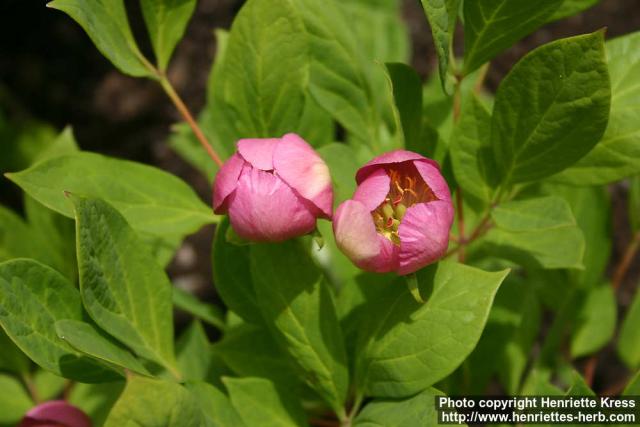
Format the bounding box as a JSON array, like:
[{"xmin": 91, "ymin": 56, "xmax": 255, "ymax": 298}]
[
  {"xmin": 173, "ymin": 287, "xmax": 225, "ymax": 330},
  {"xmin": 420, "ymin": 0, "xmax": 459, "ymax": 93},
  {"xmin": 69, "ymin": 382, "xmax": 125, "ymax": 427},
  {"xmin": 211, "ymin": 0, "xmax": 308, "ymax": 144},
  {"xmin": 570, "ymin": 283, "xmax": 616, "ymax": 358},
  {"xmin": 296, "ymin": 96, "xmax": 335, "ymax": 149},
  {"xmin": 339, "ymin": 0, "xmax": 409, "ymax": 131},
  {"xmin": 566, "ymin": 370, "xmax": 595, "ymax": 396},
  {"xmin": 0, "ymin": 119, "xmax": 56, "ymax": 173},
  {"xmin": 619, "ymin": 282, "xmax": 640, "ymax": 369},
  {"xmin": 7, "ymin": 152, "xmax": 215, "ymax": 239},
  {"xmin": 631, "ymin": 176, "xmax": 640, "ymax": 233},
  {"xmin": 140, "ymin": 0, "xmax": 196, "ymax": 71},
  {"xmin": 176, "ymin": 320, "xmax": 212, "ymax": 382},
  {"xmin": 224, "ymin": 377, "xmax": 308, "ymax": 427},
  {"xmin": 71, "ymin": 196, "xmax": 177, "ymax": 374},
  {"xmin": 317, "ymin": 143, "xmax": 359, "ymax": 207},
  {"xmin": 548, "ymin": 0, "xmax": 600, "ymax": 22},
  {"xmin": 34, "ymin": 126, "xmax": 79, "ymax": 163},
  {"xmin": 521, "ymin": 368, "xmax": 563, "ymax": 396},
  {"xmin": 214, "ymin": 324, "xmax": 301, "ymax": 389},
  {"xmin": 292, "ymin": 0, "xmax": 380, "ymax": 148},
  {"xmin": 33, "ymin": 370, "xmax": 67, "ymax": 401},
  {"xmin": 186, "ymin": 382, "xmax": 247, "ymax": 427},
  {"xmin": 463, "ymin": 0, "xmax": 559, "ymax": 74},
  {"xmin": 450, "ymin": 94, "xmax": 493, "ymax": 202},
  {"xmin": 384, "ymin": 63, "xmax": 423, "ymax": 151},
  {"xmin": 105, "ymin": 376, "xmax": 204, "ymax": 427},
  {"xmin": 0, "ymin": 259, "xmax": 118, "ymax": 382},
  {"xmin": 212, "ymin": 218, "xmax": 261, "ymax": 324},
  {"xmin": 250, "ymin": 241, "xmax": 349, "ymax": 416},
  {"xmin": 540, "ymin": 184, "xmax": 611, "ymax": 287},
  {"xmin": 55, "ymin": 319, "xmax": 149, "ymax": 375},
  {"xmin": 0, "ymin": 205, "xmax": 36, "ymax": 263},
  {"xmin": 0, "ymin": 330, "xmax": 30, "ymax": 374},
  {"xmin": 491, "ymin": 32, "xmax": 610, "ymax": 184},
  {"xmin": 358, "ymin": 261, "xmax": 509, "ymax": 398},
  {"xmin": 482, "ymin": 196, "xmax": 585, "ymax": 269},
  {"xmin": 554, "ymin": 32, "xmax": 640, "ymax": 184},
  {"xmin": 355, "ymin": 388, "xmax": 446, "ymax": 427},
  {"xmin": 0, "ymin": 374, "xmax": 33, "ymax": 425},
  {"xmin": 47, "ymin": 0, "xmax": 151, "ymax": 77},
  {"xmin": 24, "ymin": 195, "xmax": 76, "ymax": 281}
]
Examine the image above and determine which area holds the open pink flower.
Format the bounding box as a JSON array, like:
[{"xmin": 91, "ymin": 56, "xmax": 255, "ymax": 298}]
[
  {"xmin": 213, "ymin": 133, "xmax": 333, "ymax": 242},
  {"xmin": 19, "ymin": 400, "xmax": 91, "ymax": 427},
  {"xmin": 333, "ymin": 150, "xmax": 454, "ymax": 275}
]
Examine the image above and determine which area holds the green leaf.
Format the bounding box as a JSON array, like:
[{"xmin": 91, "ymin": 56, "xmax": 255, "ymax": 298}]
[
  {"xmin": 317, "ymin": 143, "xmax": 359, "ymax": 207},
  {"xmin": 482, "ymin": 196, "xmax": 585, "ymax": 269},
  {"xmin": 214, "ymin": 324, "xmax": 301, "ymax": 389},
  {"xmin": 0, "ymin": 330, "xmax": 30, "ymax": 374},
  {"xmin": 384, "ymin": 63, "xmax": 423, "ymax": 151},
  {"xmin": 224, "ymin": 377, "xmax": 308, "ymax": 427},
  {"xmin": 450, "ymin": 94, "xmax": 493, "ymax": 202},
  {"xmin": 570, "ymin": 282, "xmax": 616, "ymax": 358},
  {"xmin": 71, "ymin": 196, "xmax": 178, "ymax": 374},
  {"xmin": 490, "ymin": 32, "xmax": 610, "ymax": 184},
  {"xmin": 548, "ymin": 0, "xmax": 600, "ymax": 22},
  {"xmin": 68, "ymin": 382, "xmax": 125, "ymax": 427},
  {"xmin": 7, "ymin": 152, "xmax": 215, "ymax": 239},
  {"xmin": 463, "ymin": 0, "xmax": 559, "ymax": 74},
  {"xmin": 566, "ymin": 370, "xmax": 595, "ymax": 396},
  {"xmin": 250, "ymin": 241, "xmax": 349, "ymax": 417},
  {"xmin": 553, "ymin": 31, "xmax": 640, "ymax": 184},
  {"xmin": 357, "ymin": 261, "xmax": 509, "ymax": 398},
  {"xmin": 355, "ymin": 388, "xmax": 447, "ymax": 427},
  {"xmin": 0, "ymin": 374, "xmax": 33, "ymax": 425},
  {"xmin": 0, "ymin": 205, "xmax": 37, "ymax": 263},
  {"xmin": 0, "ymin": 259, "xmax": 118, "ymax": 382},
  {"xmin": 619, "ymin": 281, "xmax": 640, "ymax": 369},
  {"xmin": 173, "ymin": 287, "xmax": 226, "ymax": 330},
  {"xmin": 47, "ymin": 0, "xmax": 152, "ymax": 77},
  {"xmin": 292, "ymin": 0, "xmax": 380, "ymax": 147},
  {"xmin": 212, "ymin": 218, "xmax": 262, "ymax": 324},
  {"xmin": 55, "ymin": 319, "xmax": 150, "ymax": 375},
  {"xmin": 176, "ymin": 320, "xmax": 212, "ymax": 382},
  {"xmin": 419, "ymin": 0, "xmax": 459, "ymax": 93},
  {"xmin": 140, "ymin": 0, "xmax": 196, "ymax": 71},
  {"xmin": 186, "ymin": 382, "xmax": 247, "ymax": 427},
  {"xmin": 105, "ymin": 376, "xmax": 204, "ymax": 427},
  {"xmin": 211, "ymin": 0, "xmax": 308, "ymax": 144}
]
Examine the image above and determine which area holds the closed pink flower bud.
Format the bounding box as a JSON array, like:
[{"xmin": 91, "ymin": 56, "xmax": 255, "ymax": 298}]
[
  {"xmin": 213, "ymin": 133, "xmax": 333, "ymax": 242},
  {"xmin": 19, "ymin": 400, "xmax": 91, "ymax": 427},
  {"xmin": 333, "ymin": 150, "xmax": 454, "ymax": 275}
]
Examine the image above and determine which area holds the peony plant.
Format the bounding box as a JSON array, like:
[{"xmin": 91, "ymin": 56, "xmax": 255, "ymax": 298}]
[{"xmin": 0, "ymin": 0, "xmax": 639, "ymax": 426}]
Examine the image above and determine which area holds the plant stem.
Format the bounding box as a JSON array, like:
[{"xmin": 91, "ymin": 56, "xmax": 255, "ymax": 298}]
[
  {"xmin": 21, "ymin": 372, "xmax": 41, "ymax": 403},
  {"xmin": 405, "ymin": 273, "xmax": 425, "ymax": 303},
  {"xmin": 159, "ymin": 77, "xmax": 223, "ymax": 167},
  {"xmin": 612, "ymin": 231, "xmax": 640, "ymax": 291},
  {"xmin": 455, "ymin": 189, "xmax": 466, "ymax": 262}
]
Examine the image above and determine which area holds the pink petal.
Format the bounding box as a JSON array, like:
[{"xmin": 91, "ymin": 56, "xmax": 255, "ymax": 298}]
[
  {"xmin": 413, "ymin": 160, "xmax": 452, "ymax": 202},
  {"xmin": 353, "ymin": 168, "xmax": 391, "ymax": 211},
  {"xmin": 397, "ymin": 200, "xmax": 454, "ymax": 275},
  {"xmin": 356, "ymin": 150, "xmax": 439, "ymax": 183},
  {"xmin": 333, "ymin": 200, "xmax": 398, "ymax": 273},
  {"xmin": 228, "ymin": 168, "xmax": 316, "ymax": 242},
  {"xmin": 20, "ymin": 400, "xmax": 91, "ymax": 427},
  {"xmin": 237, "ymin": 138, "xmax": 280, "ymax": 170},
  {"xmin": 273, "ymin": 133, "xmax": 333, "ymax": 218},
  {"xmin": 213, "ymin": 153, "xmax": 246, "ymax": 213}
]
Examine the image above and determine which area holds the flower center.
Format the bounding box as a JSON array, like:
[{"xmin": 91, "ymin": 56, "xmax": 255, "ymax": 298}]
[{"xmin": 371, "ymin": 164, "xmax": 437, "ymax": 245}]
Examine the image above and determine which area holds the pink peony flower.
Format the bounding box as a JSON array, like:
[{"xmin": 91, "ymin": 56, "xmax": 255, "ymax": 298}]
[
  {"xmin": 19, "ymin": 400, "xmax": 91, "ymax": 427},
  {"xmin": 333, "ymin": 150, "xmax": 454, "ymax": 275},
  {"xmin": 213, "ymin": 133, "xmax": 333, "ymax": 242}
]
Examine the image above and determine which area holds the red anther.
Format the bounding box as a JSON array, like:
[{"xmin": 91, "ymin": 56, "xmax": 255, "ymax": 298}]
[
  {"xmin": 392, "ymin": 195, "xmax": 403, "ymax": 206},
  {"xmin": 385, "ymin": 217, "xmax": 394, "ymax": 228}
]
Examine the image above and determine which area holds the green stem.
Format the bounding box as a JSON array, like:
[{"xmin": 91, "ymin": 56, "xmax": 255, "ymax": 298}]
[{"xmin": 406, "ymin": 273, "xmax": 425, "ymax": 303}]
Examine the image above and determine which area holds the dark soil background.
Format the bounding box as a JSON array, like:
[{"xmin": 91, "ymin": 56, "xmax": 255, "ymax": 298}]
[{"xmin": 1, "ymin": 0, "xmax": 639, "ymax": 394}]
